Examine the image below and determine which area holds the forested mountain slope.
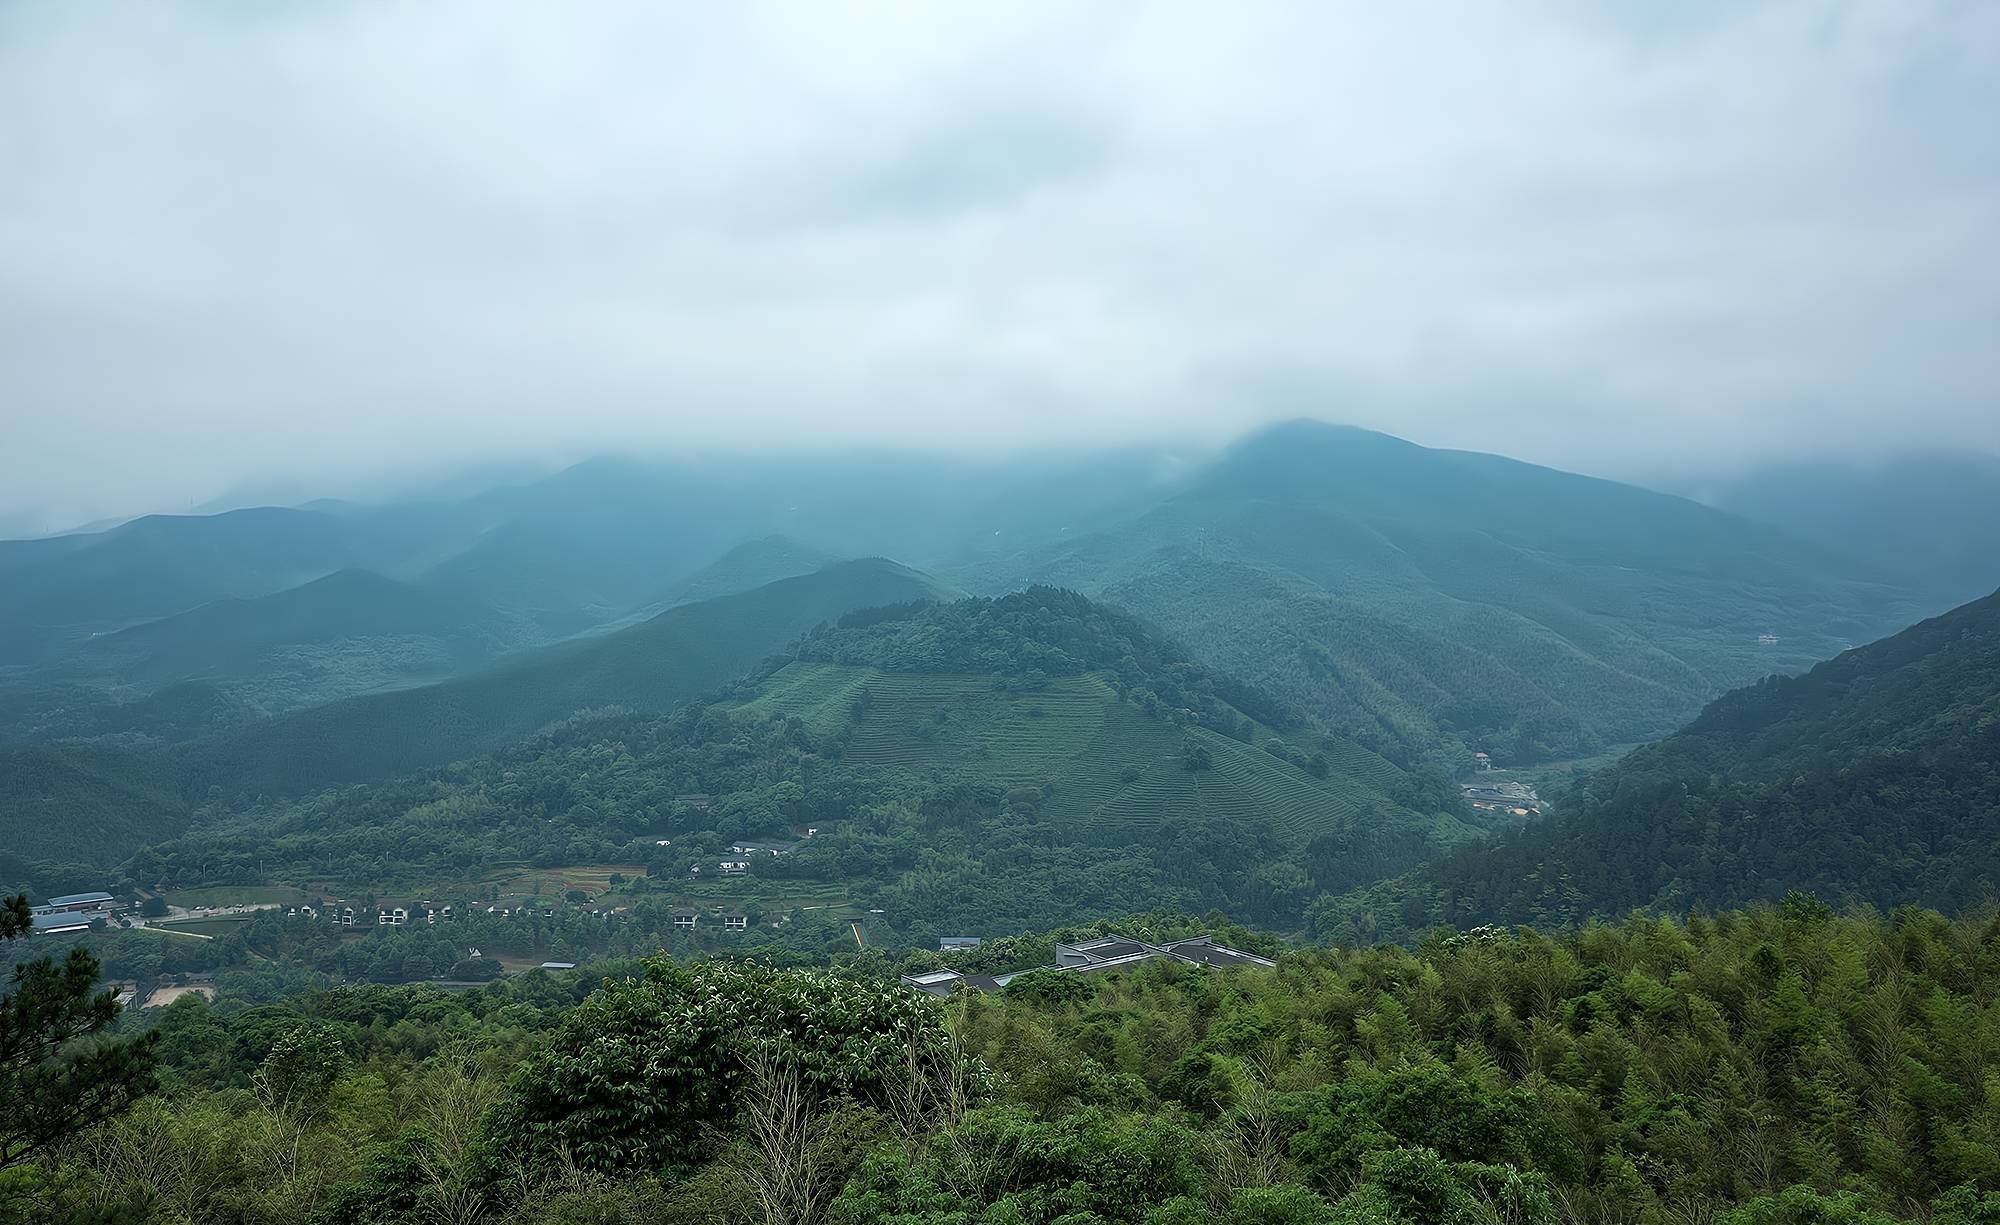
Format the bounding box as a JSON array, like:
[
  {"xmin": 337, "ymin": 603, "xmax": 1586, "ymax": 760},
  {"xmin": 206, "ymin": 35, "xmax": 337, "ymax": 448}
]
[
  {"xmin": 1330, "ymin": 587, "xmax": 2000, "ymax": 939},
  {"xmin": 976, "ymin": 421, "xmax": 1926, "ymax": 766},
  {"xmin": 0, "ymin": 560, "xmax": 958, "ymax": 865},
  {"xmin": 0, "ymin": 742, "xmax": 192, "ymax": 864},
  {"xmin": 738, "ymin": 589, "xmax": 1472, "ymax": 873},
  {"xmin": 0, "ymin": 504, "xmax": 477, "ymax": 661},
  {"xmin": 1697, "ymin": 451, "xmax": 2000, "ymax": 607},
  {"xmin": 172, "ymin": 558, "xmax": 958, "ymax": 802},
  {"xmin": 0, "ymin": 457, "xmax": 1151, "ymax": 735},
  {"xmin": 122, "ymin": 588, "xmax": 1469, "ymax": 932},
  {"xmin": 61, "ymin": 568, "xmax": 533, "ymax": 708},
  {"xmin": 6, "ymin": 425, "xmax": 1939, "ymax": 775}
]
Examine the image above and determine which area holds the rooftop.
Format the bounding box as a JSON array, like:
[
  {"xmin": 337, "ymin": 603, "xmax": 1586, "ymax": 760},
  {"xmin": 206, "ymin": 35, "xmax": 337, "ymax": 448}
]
[
  {"xmin": 903, "ymin": 969, "xmax": 1003, "ymax": 996},
  {"xmin": 33, "ymin": 909, "xmax": 113, "ymax": 933},
  {"xmin": 41, "ymin": 891, "xmax": 114, "ymax": 909},
  {"xmin": 729, "ymin": 840, "xmax": 800, "ymax": 855}
]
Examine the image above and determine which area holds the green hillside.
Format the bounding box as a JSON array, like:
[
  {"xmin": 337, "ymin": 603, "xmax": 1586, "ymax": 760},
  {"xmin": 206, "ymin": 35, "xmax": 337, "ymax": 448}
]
[
  {"xmin": 1326, "ymin": 586, "xmax": 2000, "ymax": 940},
  {"xmin": 0, "ymin": 679, "xmax": 257, "ymax": 747},
  {"xmin": 112, "ymin": 585, "xmax": 1471, "ymax": 932},
  {"xmin": 173, "ymin": 557, "xmax": 957, "ymax": 800},
  {"xmin": 66, "ymin": 568, "xmax": 530, "ymax": 707},
  {"xmin": 0, "ymin": 742, "xmax": 193, "ymax": 865},
  {"xmin": 975, "ymin": 421, "xmax": 1928, "ymax": 767},
  {"xmin": 728, "ymin": 587, "xmax": 1479, "ymax": 890},
  {"xmin": 737, "ymin": 662, "xmax": 1450, "ymax": 857}
]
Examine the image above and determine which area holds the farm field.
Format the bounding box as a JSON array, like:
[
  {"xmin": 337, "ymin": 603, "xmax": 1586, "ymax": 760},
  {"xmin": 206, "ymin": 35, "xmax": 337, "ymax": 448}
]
[{"xmin": 481, "ymin": 863, "xmax": 646, "ymax": 902}]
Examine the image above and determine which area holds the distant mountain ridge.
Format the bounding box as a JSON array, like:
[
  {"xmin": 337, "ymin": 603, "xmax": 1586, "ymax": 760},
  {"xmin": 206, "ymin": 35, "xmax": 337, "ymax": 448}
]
[
  {"xmin": 174, "ymin": 557, "xmax": 960, "ymax": 802},
  {"xmin": 0, "ymin": 448, "xmax": 1175, "ymax": 667},
  {"xmin": 971, "ymin": 421, "xmax": 1928, "ymax": 766},
  {"xmin": 0, "ymin": 558, "xmax": 958, "ymax": 863},
  {"xmin": 0, "ymin": 421, "xmax": 1948, "ymax": 777},
  {"xmin": 75, "ymin": 568, "xmax": 528, "ymax": 697},
  {"xmin": 641, "ymin": 536, "xmax": 838, "ymax": 615},
  {"xmin": 1691, "ymin": 451, "xmax": 2000, "ymax": 606}
]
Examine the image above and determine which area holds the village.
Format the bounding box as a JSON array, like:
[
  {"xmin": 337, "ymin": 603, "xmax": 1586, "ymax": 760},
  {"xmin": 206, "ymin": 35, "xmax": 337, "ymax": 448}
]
[
  {"xmin": 1461, "ymin": 750, "xmax": 1544, "ymax": 816},
  {"xmin": 23, "ymin": 763, "xmax": 1536, "ymax": 1009}
]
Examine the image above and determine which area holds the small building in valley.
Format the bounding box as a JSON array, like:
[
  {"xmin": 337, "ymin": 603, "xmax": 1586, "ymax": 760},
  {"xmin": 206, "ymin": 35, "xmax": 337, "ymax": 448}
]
[
  {"xmin": 35, "ymin": 891, "xmax": 115, "ymax": 916},
  {"xmin": 31, "ymin": 892, "xmax": 119, "ymax": 932},
  {"xmin": 728, "ymin": 839, "xmax": 798, "ymax": 857}
]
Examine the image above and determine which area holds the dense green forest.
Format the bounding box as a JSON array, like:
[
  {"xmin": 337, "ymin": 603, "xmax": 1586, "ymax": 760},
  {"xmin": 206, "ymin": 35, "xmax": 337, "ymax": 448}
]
[
  {"xmin": 1323, "ymin": 589, "xmax": 2000, "ymax": 942},
  {"xmin": 10, "ymin": 903, "xmax": 2000, "ymax": 1224},
  {"xmin": 777, "ymin": 587, "xmax": 1305, "ymax": 733}
]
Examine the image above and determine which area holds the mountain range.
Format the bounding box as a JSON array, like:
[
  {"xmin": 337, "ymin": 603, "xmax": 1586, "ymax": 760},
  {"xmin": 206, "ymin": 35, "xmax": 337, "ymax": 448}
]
[
  {"xmin": 1691, "ymin": 451, "xmax": 2000, "ymax": 607},
  {"xmin": 2, "ymin": 422, "xmax": 1958, "ymax": 769},
  {"xmin": 973, "ymin": 423, "xmax": 1932, "ymax": 764},
  {"xmin": 3, "ymin": 418, "xmax": 1993, "ymax": 927}
]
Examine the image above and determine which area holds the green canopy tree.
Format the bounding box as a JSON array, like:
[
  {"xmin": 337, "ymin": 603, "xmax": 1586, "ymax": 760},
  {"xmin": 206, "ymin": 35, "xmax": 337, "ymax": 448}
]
[
  {"xmin": 0, "ymin": 893, "xmax": 158, "ymax": 1169},
  {"xmin": 489, "ymin": 957, "xmax": 979, "ymax": 1175}
]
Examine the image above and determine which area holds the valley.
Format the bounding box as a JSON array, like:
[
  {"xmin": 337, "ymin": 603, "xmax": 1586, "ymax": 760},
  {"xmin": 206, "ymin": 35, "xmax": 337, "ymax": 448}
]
[
  {"xmin": 9, "ymin": 15, "xmax": 2000, "ymax": 1219},
  {"xmin": 2, "ymin": 423, "xmax": 1995, "ymax": 1225}
]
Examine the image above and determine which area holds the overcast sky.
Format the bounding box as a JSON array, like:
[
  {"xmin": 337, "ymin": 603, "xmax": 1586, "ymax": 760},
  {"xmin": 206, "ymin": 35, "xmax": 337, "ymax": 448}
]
[{"xmin": 3, "ymin": 1, "xmax": 1996, "ymax": 530}]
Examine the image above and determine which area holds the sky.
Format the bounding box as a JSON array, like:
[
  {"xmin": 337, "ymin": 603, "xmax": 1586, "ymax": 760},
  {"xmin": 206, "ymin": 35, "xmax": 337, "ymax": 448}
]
[{"xmin": 3, "ymin": 1, "xmax": 1997, "ymax": 531}]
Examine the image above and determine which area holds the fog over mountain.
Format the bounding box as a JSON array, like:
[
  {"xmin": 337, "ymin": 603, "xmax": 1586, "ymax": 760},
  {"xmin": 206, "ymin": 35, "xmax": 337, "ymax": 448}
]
[{"xmin": 4, "ymin": 1, "xmax": 1998, "ymax": 528}]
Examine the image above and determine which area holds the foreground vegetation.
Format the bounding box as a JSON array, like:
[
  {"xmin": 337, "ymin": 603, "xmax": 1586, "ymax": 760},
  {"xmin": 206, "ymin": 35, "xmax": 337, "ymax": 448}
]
[{"xmin": 8, "ymin": 900, "xmax": 2000, "ymax": 1224}]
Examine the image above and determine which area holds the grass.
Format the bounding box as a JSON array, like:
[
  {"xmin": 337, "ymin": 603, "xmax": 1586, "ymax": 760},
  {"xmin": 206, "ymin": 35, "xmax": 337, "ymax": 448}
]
[
  {"xmin": 153, "ymin": 915, "xmax": 252, "ymax": 937},
  {"xmin": 127, "ymin": 924, "xmax": 214, "ymax": 942}
]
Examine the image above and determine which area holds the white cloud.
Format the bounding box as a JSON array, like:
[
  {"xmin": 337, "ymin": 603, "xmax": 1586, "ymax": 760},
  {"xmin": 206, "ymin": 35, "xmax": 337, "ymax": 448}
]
[{"xmin": 2, "ymin": 0, "xmax": 1996, "ymax": 526}]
